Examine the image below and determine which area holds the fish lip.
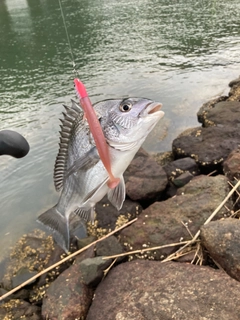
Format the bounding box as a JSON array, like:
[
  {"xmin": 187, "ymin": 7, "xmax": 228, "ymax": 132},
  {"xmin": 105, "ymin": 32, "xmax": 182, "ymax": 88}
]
[{"xmin": 140, "ymin": 102, "xmax": 163, "ymax": 117}]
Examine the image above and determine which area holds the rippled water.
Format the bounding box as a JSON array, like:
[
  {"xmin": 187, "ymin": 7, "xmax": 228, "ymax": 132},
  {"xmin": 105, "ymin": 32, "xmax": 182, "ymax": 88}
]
[{"xmin": 0, "ymin": 0, "xmax": 240, "ymax": 257}]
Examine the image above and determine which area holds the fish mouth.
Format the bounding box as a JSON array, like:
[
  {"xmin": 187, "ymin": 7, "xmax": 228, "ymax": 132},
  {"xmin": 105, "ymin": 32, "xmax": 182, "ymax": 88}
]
[{"xmin": 140, "ymin": 102, "xmax": 163, "ymax": 117}]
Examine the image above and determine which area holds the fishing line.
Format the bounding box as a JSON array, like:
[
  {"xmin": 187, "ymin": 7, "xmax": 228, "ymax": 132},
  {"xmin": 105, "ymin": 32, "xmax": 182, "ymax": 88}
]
[{"xmin": 57, "ymin": 0, "xmax": 78, "ymax": 77}]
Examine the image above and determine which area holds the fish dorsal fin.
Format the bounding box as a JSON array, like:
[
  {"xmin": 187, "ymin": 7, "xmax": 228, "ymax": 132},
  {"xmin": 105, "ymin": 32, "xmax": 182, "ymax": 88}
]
[{"xmin": 54, "ymin": 100, "xmax": 83, "ymax": 191}]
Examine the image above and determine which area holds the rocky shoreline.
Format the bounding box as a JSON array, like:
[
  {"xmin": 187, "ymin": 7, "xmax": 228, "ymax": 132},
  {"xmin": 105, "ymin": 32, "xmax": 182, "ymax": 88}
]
[{"xmin": 1, "ymin": 76, "xmax": 240, "ymax": 319}]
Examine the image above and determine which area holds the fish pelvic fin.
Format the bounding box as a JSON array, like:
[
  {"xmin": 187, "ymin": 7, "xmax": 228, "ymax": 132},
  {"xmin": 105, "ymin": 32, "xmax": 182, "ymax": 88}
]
[
  {"xmin": 107, "ymin": 174, "xmax": 125, "ymax": 210},
  {"xmin": 37, "ymin": 206, "xmax": 70, "ymax": 253}
]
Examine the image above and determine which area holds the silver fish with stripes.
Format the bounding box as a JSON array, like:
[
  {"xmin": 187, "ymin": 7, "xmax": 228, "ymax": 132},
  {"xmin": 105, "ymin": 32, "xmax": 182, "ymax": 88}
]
[{"xmin": 37, "ymin": 97, "xmax": 164, "ymax": 251}]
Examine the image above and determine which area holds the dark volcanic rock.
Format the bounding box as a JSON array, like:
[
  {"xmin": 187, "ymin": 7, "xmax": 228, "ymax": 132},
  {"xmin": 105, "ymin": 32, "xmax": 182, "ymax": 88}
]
[
  {"xmin": 201, "ymin": 218, "xmax": 240, "ymax": 282},
  {"xmin": 0, "ymin": 299, "xmax": 41, "ymax": 320},
  {"xmin": 172, "ymin": 126, "xmax": 240, "ymax": 170},
  {"xmin": 124, "ymin": 148, "xmax": 168, "ymax": 202},
  {"xmin": 86, "ymin": 260, "xmax": 240, "ymax": 320},
  {"xmin": 41, "ymin": 262, "xmax": 93, "ymax": 320},
  {"xmin": 120, "ymin": 175, "xmax": 232, "ymax": 260},
  {"xmin": 200, "ymin": 101, "xmax": 240, "ymax": 127},
  {"xmin": 163, "ymin": 157, "xmax": 199, "ymax": 181},
  {"xmin": 223, "ymin": 147, "xmax": 240, "ymax": 181}
]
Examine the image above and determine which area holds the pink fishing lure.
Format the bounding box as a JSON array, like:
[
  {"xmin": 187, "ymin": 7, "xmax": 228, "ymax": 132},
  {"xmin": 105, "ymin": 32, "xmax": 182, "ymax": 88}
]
[{"xmin": 74, "ymin": 78, "xmax": 120, "ymax": 189}]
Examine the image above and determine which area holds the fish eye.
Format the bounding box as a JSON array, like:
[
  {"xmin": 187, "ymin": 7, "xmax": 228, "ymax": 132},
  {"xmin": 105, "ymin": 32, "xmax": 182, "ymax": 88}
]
[{"xmin": 119, "ymin": 101, "xmax": 132, "ymax": 112}]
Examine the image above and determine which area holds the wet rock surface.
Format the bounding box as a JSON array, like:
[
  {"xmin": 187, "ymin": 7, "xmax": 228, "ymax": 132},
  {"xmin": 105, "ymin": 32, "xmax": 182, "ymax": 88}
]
[
  {"xmin": 201, "ymin": 218, "xmax": 240, "ymax": 282},
  {"xmin": 119, "ymin": 175, "xmax": 232, "ymax": 259},
  {"xmin": 86, "ymin": 260, "xmax": 240, "ymax": 320}
]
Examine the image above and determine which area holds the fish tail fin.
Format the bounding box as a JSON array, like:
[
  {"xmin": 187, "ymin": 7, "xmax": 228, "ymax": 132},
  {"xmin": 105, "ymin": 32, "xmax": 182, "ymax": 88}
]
[{"xmin": 37, "ymin": 206, "xmax": 70, "ymax": 252}]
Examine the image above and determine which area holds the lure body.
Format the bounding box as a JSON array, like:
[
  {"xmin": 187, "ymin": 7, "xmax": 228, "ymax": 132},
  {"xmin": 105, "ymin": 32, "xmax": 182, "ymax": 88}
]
[{"xmin": 74, "ymin": 78, "xmax": 120, "ymax": 189}]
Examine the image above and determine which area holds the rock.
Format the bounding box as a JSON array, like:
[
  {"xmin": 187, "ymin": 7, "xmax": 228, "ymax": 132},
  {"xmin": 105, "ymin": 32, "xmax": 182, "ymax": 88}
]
[
  {"xmin": 197, "ymin": 96, "xmax": 227, "ymax": 124},
  {"xmin": 124, "ymin": 148, "xmax": 168, "ymax": 202},
  {"xmin": 41, "ymin": 262, "xmax": 93, "ymax": 320},
  {"xmin": 152, "ymin": 151, "xmax": 174, "ymax": 166},
  {"xmin": 228, "ymin": 79, "xmax": 240, "ymax": 101},
  {"xmin": 30, "ymin": 241, "xmax": 73, "ymax": 304},
  {"xmin": 93, "ymin": 197, "xmax": 142, "ymax": 237},
  {"xmin": 0, "ymin": 299, "xmax": 41, "ymax": 320},
  {"xmin": 77, "ymin": 256, "xmax": 112, "ymax": 287},
  {"xmin": 77, "ymin": 236, "xmax": 97, "ymax": 250},
  {"xmin": 172, "ymin": 126, "xmax": 240, "ymax": 172},
  {"xmin": 1, "ymin": 229, "xmax": 55, "ymax": 291},
  {"xmin": 86, "ymin": 260, "xmax": 240, "ymax": 320},
  {"xmin": 223, "ymin": 147, "xmax": 240, "ymax": 181},
  {"xmin": 163, "ymin": 157, "xmax": 199, "ymax": 181},
  {"xmin": 172, "ymin": 171, "xmax": 194, "ymax": 188},
  {"xmin": 200, "ymin": 218, "xmax": 240, "ymax": 282},
  {"xmin": 200, "ymin": 101, "xmax": 240, "ymax": 127},
  {"xmin": 120, "ymin": 175, "xmax": 232, "ymax": 260},
  {"xmin": 11, "ymin": 267, "xmax": 38, "ymax": 288},
  {"xmin": 95, "ymin": 235, "xmax": 124, "ymax": 259},
  {"xmin": 229, "ymin": 75, "xmax": 240, "ymax": 87}
]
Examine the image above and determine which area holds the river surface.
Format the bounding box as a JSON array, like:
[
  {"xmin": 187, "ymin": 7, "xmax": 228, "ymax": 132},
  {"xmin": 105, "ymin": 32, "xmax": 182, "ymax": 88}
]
[{"xmin": 0, "ymin": 0, "xmax": 240, "ymax": 258}]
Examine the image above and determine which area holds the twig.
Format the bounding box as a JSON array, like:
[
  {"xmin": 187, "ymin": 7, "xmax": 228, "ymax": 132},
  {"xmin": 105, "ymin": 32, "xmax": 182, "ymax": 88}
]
[
  {"xmin": 103, "ymin": 258, "xmax": 117, "ymax": 278},
  {"xmin": 181, "ymin": 220, "xmax": 193, "ymax": 238},
  {"xmin": 207, "ymin": 170, "xmax": 217, "ymax": 176},
  {"xmin": 162, "ymin": 179, "xmax": 240, "ymax": 263},
  {"xmin": 0, "ymin": 218, "xmax": 137, "ymax": 302},
  {"xmin": 102, "ymin": 240, "xmax": 192, "ymax": 260}
]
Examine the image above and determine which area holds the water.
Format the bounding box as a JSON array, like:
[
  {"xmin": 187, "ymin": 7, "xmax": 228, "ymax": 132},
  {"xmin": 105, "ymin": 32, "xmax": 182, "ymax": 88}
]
[{"xmin": 0, "ymin": 0, "xmax": 240, "ymax": 258}]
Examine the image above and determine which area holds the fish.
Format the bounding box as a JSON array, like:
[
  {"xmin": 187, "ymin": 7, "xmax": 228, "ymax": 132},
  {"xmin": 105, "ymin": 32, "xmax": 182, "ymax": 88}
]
[
  {"xmin": 74, "ymin": 78, "xmax": 120, "ymax": 189},
  {"xmin": 37, "ymin": 97, "xmax": 164, "ymax": 252}
]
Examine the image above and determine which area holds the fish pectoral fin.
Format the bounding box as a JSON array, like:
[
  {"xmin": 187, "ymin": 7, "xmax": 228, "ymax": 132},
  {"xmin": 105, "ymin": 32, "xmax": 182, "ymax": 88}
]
[
  {"xmin": 37, "ymin": 206, "xmax": 70, "ymax": 253},
  {"xmin": 74, "ymin": 206, "xmax": 95, "ymax": 223},
  {"xmin": 107, "ymin": 175, "xmax": 125, "ymax": 210},
  {"xmin": 66, "ymin": 147, "xmax": 99, "ymax": 178}
]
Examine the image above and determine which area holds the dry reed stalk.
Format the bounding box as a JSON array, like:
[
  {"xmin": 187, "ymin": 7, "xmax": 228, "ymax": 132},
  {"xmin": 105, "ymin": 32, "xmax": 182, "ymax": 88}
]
[{"xmin": 102, "ymin": 240, "xmax": 192, "ymax": 260}]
